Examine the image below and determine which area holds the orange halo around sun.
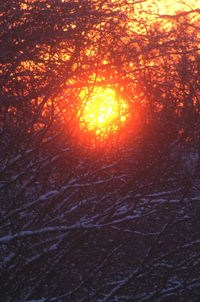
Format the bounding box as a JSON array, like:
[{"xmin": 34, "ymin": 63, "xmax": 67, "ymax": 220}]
[{"xmin": 78, "ymin": 86, "xmax": 129, "ymax": 140}]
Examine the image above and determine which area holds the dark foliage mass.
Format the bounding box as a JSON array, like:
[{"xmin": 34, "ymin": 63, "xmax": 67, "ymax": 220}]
[{"xmin": 0, "ymin": 0, "xmax": 200, "ymax": 301}]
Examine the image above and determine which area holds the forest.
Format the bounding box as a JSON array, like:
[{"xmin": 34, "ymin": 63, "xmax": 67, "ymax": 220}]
[{"xmin": 0, "ymin": 0, "xmax": 200, "ymax": 301}]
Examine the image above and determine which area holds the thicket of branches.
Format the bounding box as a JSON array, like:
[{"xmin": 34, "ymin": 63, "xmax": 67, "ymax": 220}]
[{"xmin": 0, "ymin": 0, "xmax": 200, "ymax": 301}]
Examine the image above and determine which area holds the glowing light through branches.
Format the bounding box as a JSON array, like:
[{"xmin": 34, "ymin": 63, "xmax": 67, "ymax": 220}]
[{"xmin": 78, "ymin": 87, "xmax": 129, "ymax": 140}]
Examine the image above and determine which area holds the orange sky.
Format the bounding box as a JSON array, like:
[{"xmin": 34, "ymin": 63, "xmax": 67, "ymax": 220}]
[{"xmin": 142, "ymin": 0, "xmax": 199, "ymax": 15}]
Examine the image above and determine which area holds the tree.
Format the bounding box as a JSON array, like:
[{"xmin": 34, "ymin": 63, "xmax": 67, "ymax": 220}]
[{"xmin": 0, "ymin": 0, "xmax": 200, "ymax": 301}]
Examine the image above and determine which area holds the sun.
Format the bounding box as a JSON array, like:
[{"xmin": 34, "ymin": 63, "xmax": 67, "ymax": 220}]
[{"xmin": 78, "ymin": 86, "xmax": 128, "ymax": 140}]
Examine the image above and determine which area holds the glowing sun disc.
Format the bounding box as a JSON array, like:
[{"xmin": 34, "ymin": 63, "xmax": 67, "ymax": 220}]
[{"xmin": 78, "ymin": 86, "xmax": 128, "ymax": 138}]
